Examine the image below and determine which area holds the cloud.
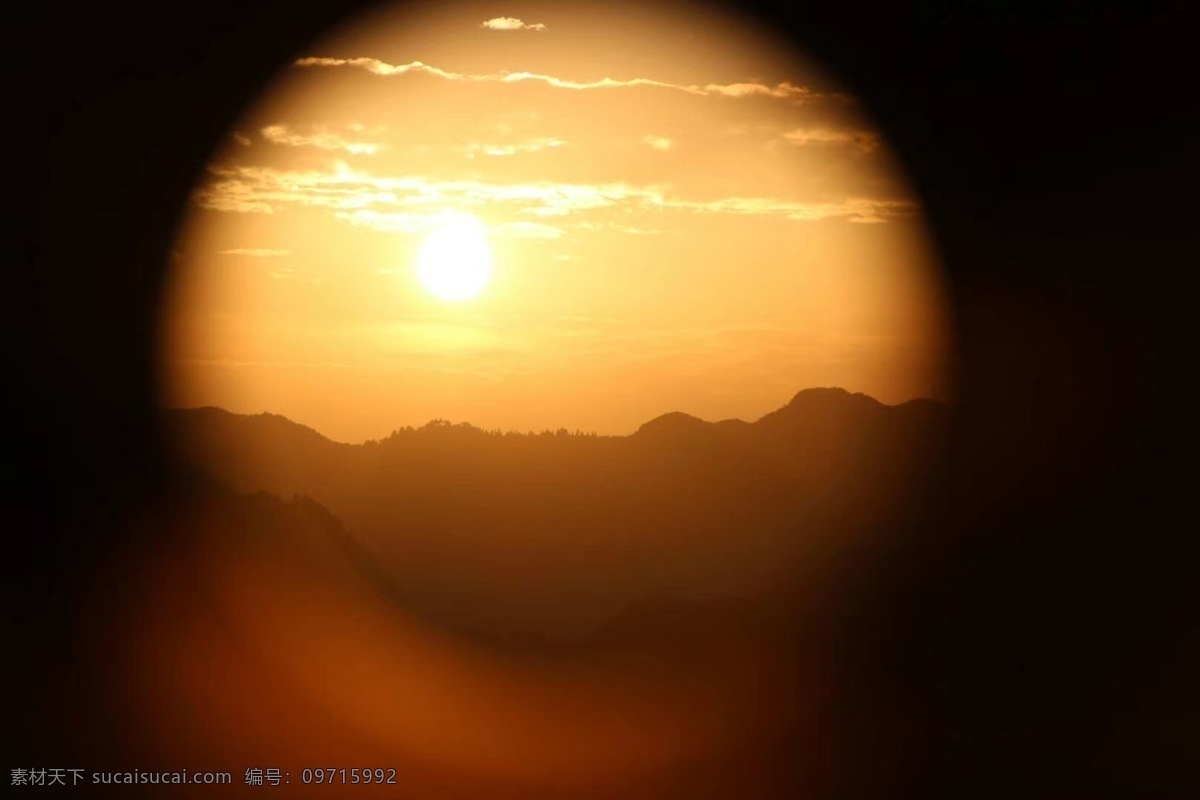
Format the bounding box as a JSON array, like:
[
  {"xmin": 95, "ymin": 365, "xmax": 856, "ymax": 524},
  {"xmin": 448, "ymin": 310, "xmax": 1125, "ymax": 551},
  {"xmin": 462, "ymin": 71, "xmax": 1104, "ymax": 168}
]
[
  {"xmin": 336, "ymin": 210, "xmax": 443, "ymax": 233},
  {"xmin": 491, "ymin": 221, "xmax": 564, "ymax": 238},
  {"xmin": 462, "ymin": 138, "xmax": 566, "ymax": 158},
  {"xmin": 575, "ymin": 221, "xmax": 663, "ymax": 236},
  {"xmin": 481, "ymin": 17, "xmax": 547, "ymax": 31},
  {"xmin": 294, "ymin": 57, "xmax": 458, "ymax": 78},
  {"xmin": 197, "ymin": 191, "xmax": 274, "ymax": 214},
  {"xmin": 665, "ymin": 194, "xmax": 908, "ymax": 223},
  {"xmin": 231, "ymin": 132, "xmax": 252, "ymax": 147},
  {"xmin": 217, "ymin": 248, "xmax": 290, "ymax": 257},
  {"xmin": 782, "ymin": 127, "xmax": 881, "ymax": 153},
  {"xmin": 261, "ymin": 124, "xmax": 379, "ymax": 154},
  {"xmin": 195, "ymin": 164, "xmax": 913, "ymax": 228},
  {"xmin": 704, "ymin": 83, "xmax": 807, "ymax": 99},
  {"xmin": 642, "ymin": 135, "xmax": 673, "ymax": 151},
  {"xmin": 195, "ymin": 163, "xmax": 401, "ymax": 214},
  {"xmin": 294, "ymin": 57, "xmax": 821, "ymax": 103}
]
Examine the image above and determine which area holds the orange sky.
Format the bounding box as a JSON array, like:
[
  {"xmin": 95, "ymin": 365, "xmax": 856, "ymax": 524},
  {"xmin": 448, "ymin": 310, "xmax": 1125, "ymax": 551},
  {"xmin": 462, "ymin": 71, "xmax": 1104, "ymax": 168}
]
[{"xmin": 162, "ymin": 0, "xmax": 953, "ymax": 442}]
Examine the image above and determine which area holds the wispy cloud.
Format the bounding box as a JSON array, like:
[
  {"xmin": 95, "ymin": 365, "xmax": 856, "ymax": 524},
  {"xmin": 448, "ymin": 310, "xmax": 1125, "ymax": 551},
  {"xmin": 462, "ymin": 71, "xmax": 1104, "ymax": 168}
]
[
  {"xmin": 294, "ymin": 57, "xmax": 821, "ymax": 103},
  {"xmin": 491, "ymin": 221, "xmax": 564, "ymax": 238},
  {"xmin": 461, "ymin": 137, "xmax": 566, "ymax": 158},
  {"xmin": 481, "ymin": 17, "xmax": 547, "ymax": 31},
  {"xmin": 335, "ymin": 210, "xmax": 442, "ymax": 233},
  {"xmin": 665, "ymin": 194, "xmax": 906, "ymax": 224},
  {"xmin": 195, "ymin": 164, "xmax": 912, "ymax": 228},
  {"xmin": 197, "ymin": 164, "xmax": 656, "ymax": 216},
  {"xmin": 261, "ymin": 124, "xmax": 380, "ymax": 154},
  {"xmin": 782, "ymin": 127, "xmax": 881, "ymax": 153},
  {"xmin": 642, "ymin": 135, "xmax": 673, "ymax": 151},
  {"xmin": 217, "ymin": 248, "xmax": 290, "ymax": 257},
  {"xmin": 575, "ymin": 221, "xmax": 664, "ymax": 236}
]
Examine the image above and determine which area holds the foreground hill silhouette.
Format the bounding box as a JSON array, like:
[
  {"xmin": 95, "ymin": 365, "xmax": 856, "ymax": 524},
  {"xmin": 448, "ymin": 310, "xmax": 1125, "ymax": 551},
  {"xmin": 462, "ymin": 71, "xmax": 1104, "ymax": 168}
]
[
  {"xmin": 78, "ymin": 468, "xmax": 837, "ymax": 799},
  {"xmin": 166, "ymin": 388, "xmax": 950, "ymax": 640}
]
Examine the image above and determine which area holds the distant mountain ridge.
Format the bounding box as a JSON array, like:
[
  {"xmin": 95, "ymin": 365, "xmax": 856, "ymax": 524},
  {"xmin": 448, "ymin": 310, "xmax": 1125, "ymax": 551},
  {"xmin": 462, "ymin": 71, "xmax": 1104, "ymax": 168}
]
[
  {"xmin": 173, "ymin": 387, "xmax": 946, "ymax": 446},
  {"xmin": 164, "ymin": 387, "xmax": 949, "ymax": 640}
]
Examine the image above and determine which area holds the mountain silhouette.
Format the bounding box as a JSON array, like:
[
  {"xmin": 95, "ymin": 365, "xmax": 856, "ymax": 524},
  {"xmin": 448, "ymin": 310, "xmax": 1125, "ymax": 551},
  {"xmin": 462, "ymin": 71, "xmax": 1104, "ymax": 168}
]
[
  {"xmin": 165, "ymin": 387, "xmax": 949, "ymax": 641},
  {"xmin": 74, "ymin": 461, "xmax": 836, "ymax": 799}
]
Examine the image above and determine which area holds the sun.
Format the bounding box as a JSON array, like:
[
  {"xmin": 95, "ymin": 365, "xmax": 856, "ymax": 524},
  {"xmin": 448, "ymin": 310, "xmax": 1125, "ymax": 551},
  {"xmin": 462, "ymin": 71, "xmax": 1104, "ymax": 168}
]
[{"xmin": 415, "ymin": 211, "xmax": 493, "ymax": 301}]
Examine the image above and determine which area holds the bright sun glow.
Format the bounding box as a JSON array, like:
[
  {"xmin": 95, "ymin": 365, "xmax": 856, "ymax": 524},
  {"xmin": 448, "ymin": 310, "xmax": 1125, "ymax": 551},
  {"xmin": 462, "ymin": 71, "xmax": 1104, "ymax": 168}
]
[{"xmin": 415, "ymin": 212, "xmax": 493, "ymax": 301}]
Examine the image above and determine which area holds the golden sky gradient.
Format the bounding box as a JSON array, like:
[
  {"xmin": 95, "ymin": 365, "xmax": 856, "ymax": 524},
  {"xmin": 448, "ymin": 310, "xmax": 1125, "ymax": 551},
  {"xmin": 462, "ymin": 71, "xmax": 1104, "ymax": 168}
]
[{"xmin": 162, "ymin": 0, "xmax": 953, "ymax": 443}]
